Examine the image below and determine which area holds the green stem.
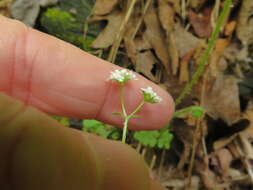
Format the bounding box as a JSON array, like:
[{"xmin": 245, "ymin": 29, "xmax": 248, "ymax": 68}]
[
  {"xmin": 121, "ymin": 100, "xmax": 145, "ymax": 143},
  {"xmin": 120, "ymin": 85, "xmax": 127, "ymax": 117},
  {"xmin": 173, "ymin": 106, "xmax": 195, "ymax": 118},
  {"xmin": 122, "ymin": 118, "xmax": 129, "ymax": 143},
  {"xmin": 129, "ymin": 100, "xmax": 145, "ymax": 117},
  {"xmin": 175, "ymin": 0, "xmax": 232, "ymax": 106}
]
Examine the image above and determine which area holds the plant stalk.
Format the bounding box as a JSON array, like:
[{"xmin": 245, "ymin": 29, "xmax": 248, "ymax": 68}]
[{"xmin": 175, "ymin": 0, "xmax": 233, "ymax": 106}]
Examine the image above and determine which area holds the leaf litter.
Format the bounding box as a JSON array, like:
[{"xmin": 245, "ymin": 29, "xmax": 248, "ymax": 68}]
[
  {"xmin": 88, "ymin": 0, "xmax": 253, "ymax": 189},
  {"xmin": 2, "ymin": 0, "xmax": 253, "ymax": 189}
]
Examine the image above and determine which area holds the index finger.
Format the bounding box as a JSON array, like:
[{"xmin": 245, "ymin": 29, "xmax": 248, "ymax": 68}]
[{"xmin": 0, "ymin": 16, "xmax": 174, "ymax": 130}]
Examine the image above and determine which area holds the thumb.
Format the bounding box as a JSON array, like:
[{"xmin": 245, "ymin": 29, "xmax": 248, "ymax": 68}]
[{"xmin": 0, "ymin": 93, "xmax": 165, "ymax": 190}]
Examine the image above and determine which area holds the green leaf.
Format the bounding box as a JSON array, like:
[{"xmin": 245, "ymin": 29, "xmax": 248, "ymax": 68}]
[
  {"xmin": 191, "ymin": 106, "xmax": 205, "ymax": 118},
  {"xmin": 82, "ymin": 119, "xmax": 120, "ymax": 140},
  {"xmin": 157, "ymin": 131, "xmax": 173, "ymax": 149},
  {"xmin": 111, "ymin": 131, "xmax": 121, "ymax": 140},
  {"xmin": 133, "ymin": 131, "xmax": 160, "ymax": 147},
  {"xmin": 51, "ymin": 115, "xmax": 70, "ymax": 127}
]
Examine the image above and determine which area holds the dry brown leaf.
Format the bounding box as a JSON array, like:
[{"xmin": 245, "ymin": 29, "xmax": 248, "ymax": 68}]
[
  {"xmin": 215, "ymin": 148, "xmax": 233, "ymax": 175},
  {"xmin": 162, "ymin": 176, "xmax": 200, "ymax": 190},
  {"xmin": 239, "ymin": 132, "xmax": 253, "ymax": 160},
  {"xmin": 209, "ymin": 38, "xmax": 230, "ymax": 77},
  {"xmin": 134, "ymin": 37, "xmax": 151, "ymax": 51},
  {"xmin": 189, "ymin": 8, "xmax": 212, "ymax": 38},
  {"xmin": 203, "ymin": 74, "xmax": 241, "ymax": 125},
  {"xmin": 179, "ymin": 50, "xmax": 194, "ymax": 83},
  {"xmin": 157, "ymin": 1, "xmax": 179, "ymax": 75},
  {"xmin": 213, "ymin": 134, "xmax": 238, "ymax": 151},
  {"xmin": 167, "ymin": 0, "xmax": 181, "ymax": 14},
  {"xmin": 158, "ymin": 0, "xmax": 175, "ymax": 33},
  {"xmin": 124, "ymin": 19, "xmax": 139, "ymax": 62},
  {"xmin": 91, "ymin": 11, "xmax": 124, "ymax": 48},
  {"xmin": 173, "ymin": 24, "xmax": 200, "ymax": 58},
  {"xmin": 144, "ymin": 4, "xmax": 170, "ymax": 71},
  {"xmin": 236, "ymin": 0, "xmax": 253, "ymax": 45},
  {"xmin": 225, "ymin": 21, "xmax": 237, "ymax": 36},
  {"xmin": 135, "ymin": 51, "xmax": 157, "ymax": 82},
  {"xmin": 196, "ymin": 156, "xmax": 223, "ymax": 189},
  {"xmin": 189, "ymin": 0, "xmax": 205, "ymax": 9},
  {"xmin": 168, "ymin": 33, "xmax": 179, "ymax": 75},
  {"xmin": 124, "ymin": 20, "xmax": 157, "ymax": 82},
  {"xmin": 242, "ymin": 109, "xmax": 253, "ymax": 139},
  {"xmin": 0, "ymin": 0, "xmax": 12, "ymax": 16},
  {"xmin": 93, "ymin": 0, "xmax": 118, "ymax": 15}
]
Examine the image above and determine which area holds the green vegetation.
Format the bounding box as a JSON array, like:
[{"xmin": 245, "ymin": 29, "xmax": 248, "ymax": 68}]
[
  {"xmin": 40, "ymin": 8, "xmax": 87, "ymax": 48},
  {"xmin": 82, "ymin": 120, "xmax": 121, "ymax": 140},
  {"xmin": 134, "ymin": 127, "xmax": 173, "ymax": 149},
  {"xmin": 51, "ymin": 115, "xmax": 70, "ymax": 127}
]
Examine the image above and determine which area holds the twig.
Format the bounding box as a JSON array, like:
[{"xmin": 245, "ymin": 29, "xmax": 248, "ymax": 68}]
[
  {"xmin": 181, "ymin": 0, "xmax": 187, "ymax": 22},
  {"xmin": 158, "ymin": 149, "xmax": 166, "ymax": 178},
  {"xmin": 108, "ymin": 0, "xmax": 138, "ymax": 63},
  {"xmin": 185, "ymin": 118, "xmax": 202, "ymax": 190},
  {"xmin": 150, "ymin": 154, "xmax": 157, "ymax": 171},
  {"xmin": 131, "ymin": 0, "xmax": 152, "ymax": 39}
]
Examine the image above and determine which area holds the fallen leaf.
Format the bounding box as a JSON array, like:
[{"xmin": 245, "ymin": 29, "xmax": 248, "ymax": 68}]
[
  {"xmin": 162, "ymin": 176, "xmax": 200, "ymax": 190},
  {"xmin": 91, "ymin": 11, "xmax": 124, "ymax": 48},
  {"xmin": 215, "ymin": 148, "xmax": 233, "ymax": 175},
  {"xmin": 11, "ymin": 0, "xmax": 40, "ymax": 26},
  {"xmin": 158, "ymin": 0, "xmax": 175, "ymax": 33},
  {"xmin": 213, "ymin": 134, "xmax": 237, "ymax": 150},
  {"xmin": 135, "ymin": 51, "xmax": 157, "ymax": 82},
  {"xmin": 203, "ymin": 74, "xmax": 241, "ymax": 125},
  {"xmin": 173, "ymin": 23, "xmax": 200, "ymax": 58},
  {"xmin": 93, "ymin": 0, "xmax": 118, "ymax": 15},
  {"xmin": 225, "ymin": 21, "xmax": 237, "ymax": 37},
  {"xmin": 239, "ymin": 132, "xmax": 253, "ymax": 160},
  {"xmin": 209, "ymin": 38, "xmax": 230, "ymax": 77},
  {"xmin": 189, "ymin": 7, "xmax": 212, "ymax": 38},
  {"xmin": 236, "ymin": 0, "xmax": 253, "ymax": 45},
  {"xmin": 144, "ymin": 4, "xmax": 170, "ymax": 71},
  {"xmin": 179, "ymin": 50, "xmax": 194, "ymax": 83},
  {"xmin": 10, "ymin": 0, "xmax": 59, "ymax": 26},
  {"xmin": 189, "ymin": 0, "xmax": 206, "ymax": 9},
  {"xmin": 242, "ymin": 109, "xmax": 253, "ymax": 139},
  {"xmin": 0, "ymin": 0, "xmax": 12, "ymax": 17},
  {"xmin": 196, "ymin": 156, "xmax": 223, "ymax": 189}
]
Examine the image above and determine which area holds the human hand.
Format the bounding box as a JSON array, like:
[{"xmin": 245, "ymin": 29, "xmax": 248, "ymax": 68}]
[{"xmin": 0, "ymin": 16, "xmax": 174, "ymax": 190}]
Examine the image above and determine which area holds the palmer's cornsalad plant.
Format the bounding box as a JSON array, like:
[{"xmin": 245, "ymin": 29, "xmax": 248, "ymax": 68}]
[
  {"xmin": 108, "ymin": 69, "xmax": 162, "ymax": 143},
  {"xmin": 82, "ymin": 69, "xmax": 205, "ymax": 150}
]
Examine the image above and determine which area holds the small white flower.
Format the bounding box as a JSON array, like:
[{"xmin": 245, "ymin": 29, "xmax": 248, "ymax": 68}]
[
  {"xmin": 141, "ymin": 87, "xmax": 162, "ymax": 104},
  {"xmin": 109, "ymin": 69, "xmax": 137, "ymax": 84}
]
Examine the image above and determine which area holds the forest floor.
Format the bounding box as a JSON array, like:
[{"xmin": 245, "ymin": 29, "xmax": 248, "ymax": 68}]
[{"xmin": 2, "ymin": 0, "xmax": 253, "ymax": 189}]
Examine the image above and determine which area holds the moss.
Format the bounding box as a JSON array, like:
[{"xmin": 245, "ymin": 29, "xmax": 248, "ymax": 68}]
[{"xmin": 40, "ymin": 8, "xmax": 85, "ymax": 48}]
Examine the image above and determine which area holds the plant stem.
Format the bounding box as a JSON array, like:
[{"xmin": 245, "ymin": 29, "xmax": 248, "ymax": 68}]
[
  {"xmin": 121, "ymin": 100, "xmax": 145, "ymax": 143},
  {"xmin": 120, "ymin": 85, "xmax": 127, "ymax": 117},
  {"xmin": 122, "ymin": 117, "xmax": 129, "ymax": 143},
  {"xmin": 175, "ymin": 0, "xmax": 232, "ymax": 106},
  {"xmin": 129, "ymin": 100, "xmax": 145, "ymax": 117}
]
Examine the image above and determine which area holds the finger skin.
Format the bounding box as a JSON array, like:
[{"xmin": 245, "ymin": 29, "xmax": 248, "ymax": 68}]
[
  {"xmin": 0, "ymin": 93, "xmax": 154, "ymax": 190},
  {"xmin": 0, "ymin": 15, "xmax": 174, "ymax": 130}
]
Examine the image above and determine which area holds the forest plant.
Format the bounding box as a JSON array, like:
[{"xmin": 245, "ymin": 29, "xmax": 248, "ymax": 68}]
[
  {"xmin": 108, "ymin": 69, "xmax": 162, "ymax": 143},
  {"xmin": 82, "ymin": 119, "xmax": 120, "ymax": 140}
]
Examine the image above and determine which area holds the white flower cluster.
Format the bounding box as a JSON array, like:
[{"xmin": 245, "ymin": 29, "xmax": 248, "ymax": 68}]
[
  {"xmin": 141, "ymin": 87, "xmax": 162, "ymax": 104},
  {"xmin": 109, "ymin": 69, "xmax": 137, "ymax": 84}
]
